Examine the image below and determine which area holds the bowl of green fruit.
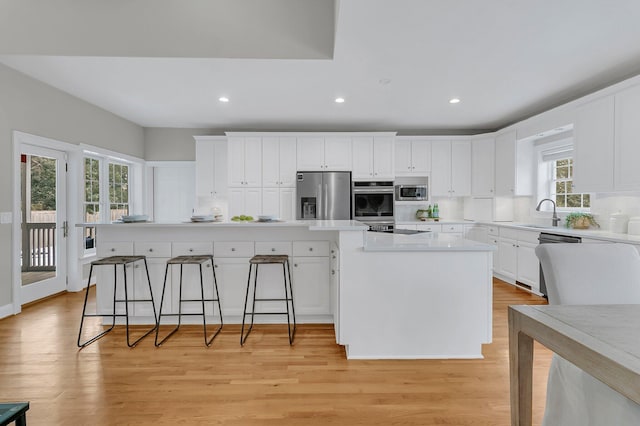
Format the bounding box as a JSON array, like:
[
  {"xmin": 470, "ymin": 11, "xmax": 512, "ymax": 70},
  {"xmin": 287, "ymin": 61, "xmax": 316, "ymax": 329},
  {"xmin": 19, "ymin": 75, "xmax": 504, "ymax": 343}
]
[{"xmin": 231, "ymin": 215, "xmax": 254, "ymax": 222}]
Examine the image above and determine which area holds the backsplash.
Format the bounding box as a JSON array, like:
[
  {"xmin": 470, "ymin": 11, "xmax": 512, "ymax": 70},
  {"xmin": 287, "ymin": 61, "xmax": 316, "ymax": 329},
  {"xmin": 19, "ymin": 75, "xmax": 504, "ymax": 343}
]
[{"xmin": 395, "ymin": 197, "xmax": 465, "ymax": 222}]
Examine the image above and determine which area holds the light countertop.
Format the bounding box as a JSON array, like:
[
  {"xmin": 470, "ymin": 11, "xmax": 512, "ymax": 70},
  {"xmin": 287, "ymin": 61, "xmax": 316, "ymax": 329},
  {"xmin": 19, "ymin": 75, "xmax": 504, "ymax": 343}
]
[
  {"xmin": 364, "ymin": 231, "xmax": 495, "ymax": 252},
  {"xmin": 479, "ymin": 221, "xmax": 640, "ymax": 244}
]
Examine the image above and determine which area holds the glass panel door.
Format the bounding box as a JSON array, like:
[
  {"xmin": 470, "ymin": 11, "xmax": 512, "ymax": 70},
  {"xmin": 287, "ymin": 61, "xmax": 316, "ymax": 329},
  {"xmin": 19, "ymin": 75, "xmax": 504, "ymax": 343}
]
[{"xmin": 20, "ymin": 145, "xmax": 67, "ymax": 304}]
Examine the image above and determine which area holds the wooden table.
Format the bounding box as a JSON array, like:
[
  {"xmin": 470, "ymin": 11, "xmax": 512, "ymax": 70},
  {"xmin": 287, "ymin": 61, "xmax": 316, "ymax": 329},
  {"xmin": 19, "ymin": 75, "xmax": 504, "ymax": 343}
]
[{"xmin": 509, "ymin": 304, "xmax": 640, "ymax": 426}]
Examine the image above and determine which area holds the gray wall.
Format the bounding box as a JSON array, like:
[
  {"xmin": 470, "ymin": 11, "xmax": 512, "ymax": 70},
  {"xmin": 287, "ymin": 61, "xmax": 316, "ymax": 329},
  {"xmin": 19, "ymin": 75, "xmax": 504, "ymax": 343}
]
[
  {"xmin": 0, "ymin": 63, "xmax": 144, "ymax": 309},
  {"xmin": 144, "ymin": 127, "xmax": 220, "ymax": 161}
]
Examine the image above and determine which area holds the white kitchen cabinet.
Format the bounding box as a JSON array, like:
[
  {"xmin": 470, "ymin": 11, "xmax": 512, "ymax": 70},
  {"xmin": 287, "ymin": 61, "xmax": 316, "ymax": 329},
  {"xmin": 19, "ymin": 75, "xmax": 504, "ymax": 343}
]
[
  {"xmin": 431, "ymin": 140, "xmax": 471, "ymax": 197},
  {"xmin": 471, "ymin": 136, "xmax": 495, "ymax": 196},
  {"xmin": 394, "ymin": 138, "xmax": 431, "ymax": 176},
  {"xmin": 330, "ymin": 243, "xmax": 340, "ymax": 341},
  {"xmin": 494, "ymin": 130, "xmax": 533, "ymax": 196},
  {"xmin": 615, "ymin": 84, "xmax": 640, "ymax": 190},
  {"xmin": 464, "ymin": 224, "xmax": 488, "ymax": 243},
  {"xmin": 194, "ymin": 136, "xmax": 228, "ymax": 199},
  {"xmin": 291, "ymin": 256, "xmax": 331, "ymax": 316},
  {"xmin": 228, "ymin": 136, "xmax": 262, "ymax": 187},
  {"xmin": 352, "ymin": 136, "xmax": 394, "ymax": 180},
  {"xmin": 416, "ymin": 223, "xmax": 441, "ymax": 232},
  {"xmin": 262, "ymin": 187, "xmax": 295, "ymax": 221},
  {"xmin": 262, "ymin": 136, "xmax": 297, "ymax": 188},
  {"xmin": 573, "ymin": 95, "xmax": 615, "ymax": 193},
  {"xmin": 297, "ymin": 136, "xmax": 352, "ymax": 171},
  {"xmin": 488, "ymin": 235, "xmax": 500, "ymax": 272},
  {"xmin": 228, "ymin": 187, "xmax": 262, "ymax": 218},
  {"xmin": 494, "ymin": 228, "xmax": 540, "ymax": 293},
  {"xmin": 213, "ymin": 257, "xmax": 251, "ymax": 318}
]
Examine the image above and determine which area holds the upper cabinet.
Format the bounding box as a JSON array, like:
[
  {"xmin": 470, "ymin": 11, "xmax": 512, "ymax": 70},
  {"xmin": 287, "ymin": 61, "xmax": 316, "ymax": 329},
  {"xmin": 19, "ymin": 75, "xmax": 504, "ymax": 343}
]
[
  {"xmin": 394, "ymin": 138, "xmax": 431, "ymax": 176},
  {"xmin": 262, "ymin": 136, "xmax": 297, "ymax": 188},
  {"xmin": 228, "ymin": 136, "xmax": 262, "ymax": 187},
  {"xmin": 194, "ymin": 136, "xmax": 228, "ymax": 199},
  {"xmin": 297, "ymin": 136, "xmax": 352, "ymax": 171},
  {"xmin": 573, "ymin": 84, "xmax": 640, "ymax": 193},
  {"xmin": 471, "ymin": 136, "xmax": 495, "ymax": 196},
  {"xmin": 431, "ymin": 140, "xmax": 471, "ymax": 197},
  {"xmin": 352, "ymin": 136, "xmax": 394, "ymax": 180},
  {"xmin": 494, "ymin": 130, "xmax": 533, "ymax": 197}
]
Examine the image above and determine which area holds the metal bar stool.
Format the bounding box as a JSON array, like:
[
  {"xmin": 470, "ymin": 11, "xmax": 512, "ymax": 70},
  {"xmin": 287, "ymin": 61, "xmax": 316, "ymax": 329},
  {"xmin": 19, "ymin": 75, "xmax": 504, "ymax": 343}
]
[
  {"xmin": 241, "ymin": 254, "xmax": 296, "ymax": 345},
  {"xmin": 78, "ymin": 255, "xmax": 158, "ymax": 348},
  {"xmin": 0, "ymin": 402, "xmax": 29, "ymax": 426},
  {"xmin": 155, "ymin": 255, "xmax": 223, "ymax": 347}
]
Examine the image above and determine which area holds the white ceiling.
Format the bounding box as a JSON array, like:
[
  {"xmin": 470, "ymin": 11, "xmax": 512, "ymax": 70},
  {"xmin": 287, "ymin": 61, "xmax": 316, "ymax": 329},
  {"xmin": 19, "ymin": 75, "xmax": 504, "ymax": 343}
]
[{"xmin": 2, "ymin": 0, "xmax": 640, "ymax": 133}]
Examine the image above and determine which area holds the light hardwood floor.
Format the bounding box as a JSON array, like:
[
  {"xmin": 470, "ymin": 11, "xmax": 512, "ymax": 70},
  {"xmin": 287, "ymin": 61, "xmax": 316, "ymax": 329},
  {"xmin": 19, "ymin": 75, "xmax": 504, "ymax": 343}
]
[{"xmin": 0, "ymin": 279, "xmax": 550, "ymax": 425}]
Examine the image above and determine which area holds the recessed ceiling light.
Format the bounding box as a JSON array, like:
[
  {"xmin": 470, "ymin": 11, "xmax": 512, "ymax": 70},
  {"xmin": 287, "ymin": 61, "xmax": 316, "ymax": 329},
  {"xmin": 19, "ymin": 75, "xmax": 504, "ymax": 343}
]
[
  {"xmin": 449, "ymin": 98, "xmax": 461, "ymax": 104},
  {"xmin": 335, "ymin": 97, "xmax": 345, "ymax": 103},
  {"xmin": 219, "ymin": 97, "xmax": 229, "ymax": 103}
]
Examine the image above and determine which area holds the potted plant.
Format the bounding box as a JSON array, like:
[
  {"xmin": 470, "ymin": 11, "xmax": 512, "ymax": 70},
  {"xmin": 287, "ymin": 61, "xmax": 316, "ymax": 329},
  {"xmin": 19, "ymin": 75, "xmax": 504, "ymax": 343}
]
[{"xmin": 565, "ymin": 212, "xmax": 599, "ymax": 229}]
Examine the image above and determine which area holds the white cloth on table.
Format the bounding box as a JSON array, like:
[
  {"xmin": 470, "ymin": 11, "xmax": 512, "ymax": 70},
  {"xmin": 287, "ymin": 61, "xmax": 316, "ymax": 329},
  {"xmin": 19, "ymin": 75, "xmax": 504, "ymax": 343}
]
[{"xmin": 535, "ymin": 243, "xmax": 640, "ymax": 426}]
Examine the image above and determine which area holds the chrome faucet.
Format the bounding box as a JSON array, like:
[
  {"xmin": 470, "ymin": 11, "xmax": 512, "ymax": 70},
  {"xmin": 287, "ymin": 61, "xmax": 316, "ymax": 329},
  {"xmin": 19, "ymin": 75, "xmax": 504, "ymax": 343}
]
[{"xmin": 536, "ymin": 198, "xmax": 560, "ymax": 227}]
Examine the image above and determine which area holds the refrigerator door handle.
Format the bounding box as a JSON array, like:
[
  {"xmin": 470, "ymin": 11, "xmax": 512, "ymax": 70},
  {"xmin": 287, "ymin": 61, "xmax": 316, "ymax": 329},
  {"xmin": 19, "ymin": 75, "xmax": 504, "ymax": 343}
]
[
  {"xmin": 324, "ymin": 183, "xmax": 329, "ymax": 219},
  {"xmin": 317, "ymin": 183, "xmax": 323, "ymax": 219}
]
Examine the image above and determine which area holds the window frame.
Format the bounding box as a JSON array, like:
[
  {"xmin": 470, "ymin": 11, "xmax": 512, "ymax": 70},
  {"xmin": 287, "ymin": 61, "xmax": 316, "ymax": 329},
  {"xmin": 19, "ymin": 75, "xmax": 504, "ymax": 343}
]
[{"xmin": 550, "ymin": 157, "xmax": 591, "ymax": 211}]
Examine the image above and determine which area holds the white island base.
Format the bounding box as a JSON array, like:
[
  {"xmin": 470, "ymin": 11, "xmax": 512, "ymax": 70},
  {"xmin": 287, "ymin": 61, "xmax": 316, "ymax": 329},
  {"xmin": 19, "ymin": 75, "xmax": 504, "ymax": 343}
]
[{"xmin": 88, "ymin": 221, "xmax": 493, "ymax": 359}]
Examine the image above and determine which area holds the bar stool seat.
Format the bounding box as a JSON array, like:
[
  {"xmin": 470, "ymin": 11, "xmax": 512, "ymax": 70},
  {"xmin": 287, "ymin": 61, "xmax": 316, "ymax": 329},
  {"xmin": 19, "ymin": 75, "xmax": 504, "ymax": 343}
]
[
  {"xmin": 78, "ymin": 255, "xmax": 158, "ymax": 348},
  {"xmin": 241, "ymin": 254, "xmax": 296, "ymax": 345},
  {"xmin": 155, "ymin": 255, "xmax": 223, "ymax": 347},
  {"xmin": 0, "ymin": 402, "xmax": 29, "ymax": 426}
]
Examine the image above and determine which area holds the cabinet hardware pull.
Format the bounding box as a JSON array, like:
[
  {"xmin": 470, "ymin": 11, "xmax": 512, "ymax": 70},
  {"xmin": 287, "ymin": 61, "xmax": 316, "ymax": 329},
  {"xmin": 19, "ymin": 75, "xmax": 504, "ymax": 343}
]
[
  {"xmin": 309, "ymin": 247, "xmax": 313, "ymax": 251},
  {"xmin": 231, "ymin": 248, "xmax": 236, "ymax": 251},
  {"xmin": 332, "ymin": 270, "xmax": 336, "ymax": 275},
  {"xmin": 214, "ymin": 264, "xmax": 219, "ymax": 268},
  {"xmin": 111, "ymin": 248, "xmax": 115, "ymax": 252},
  {"xmin": 189, "ymin": 248, "xmax": 193, "ymax": 252},
  {"xmin": 149, "ymin": 248, "xmax": 153, "ymax": 252},
  {"xmin": 294, "ymin": 263, "xmax": 298, "ymax": 267},
  {"xmin": 271, "ymin": 248, "xmax": 276, "ymax": 252}
]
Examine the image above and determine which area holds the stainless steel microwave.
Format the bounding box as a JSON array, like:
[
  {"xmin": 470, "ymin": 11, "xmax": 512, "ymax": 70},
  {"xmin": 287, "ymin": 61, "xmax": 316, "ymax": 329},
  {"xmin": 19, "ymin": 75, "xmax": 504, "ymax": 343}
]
[{"xmin": 395, "ymin": 184, "xmax": 428, "ymax": 201}]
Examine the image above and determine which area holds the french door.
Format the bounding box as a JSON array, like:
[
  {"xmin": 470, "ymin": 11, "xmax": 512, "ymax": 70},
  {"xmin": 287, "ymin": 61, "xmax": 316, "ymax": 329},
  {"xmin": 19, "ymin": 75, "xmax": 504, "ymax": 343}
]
[{"xmin": 19, "ymin": 144, "xmax": 68, "ymax": 304}]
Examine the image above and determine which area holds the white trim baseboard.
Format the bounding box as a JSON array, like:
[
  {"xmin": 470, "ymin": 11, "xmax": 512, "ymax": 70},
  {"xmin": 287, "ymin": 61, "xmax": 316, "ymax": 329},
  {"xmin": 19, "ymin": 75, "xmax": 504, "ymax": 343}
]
[{"xmin": 0, "ymin": 303, "xmax": 15, "ymax": 320}]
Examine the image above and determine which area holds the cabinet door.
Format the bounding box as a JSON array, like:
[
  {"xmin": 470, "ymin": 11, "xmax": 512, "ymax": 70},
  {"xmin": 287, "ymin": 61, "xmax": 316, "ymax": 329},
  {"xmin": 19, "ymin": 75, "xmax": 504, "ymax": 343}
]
[
  {"xmin": 297, "ymin": 137, "xmax": 325, "ymax": 171},
  {"xmin": 227, "ymin": 137, "xmax": 246, "ymax": 186},
  {"xmin": 352, "ymin": 136, "xmax": 374, "ymax": 179},
  {"xmin": 228, "ymin": 188, "xmax": 245, "ymax": 218},
  {"xmin": 279, "ymin": 137, "xmax": 297, "ymax": 187},
  {"xmin": 214, "ymin": 258, "xmax": 251, "ymax": 318},
  {"xmin": 373, "ymin": 136, "xmax": 394, "ymax": 179},
  {"xmin": 574, "ymin": 96, "xmax": 615, "ymax": 193},
  {"xmin": 330, "ymin": 244, "xmax": 340, "ymax": 342},
  {"xmin": 324, "ymin": 137, "xmax": 352, "ymax": 170},
  {"xmin": 495, "ymin": 130, "xmax": 516, "ymax": 196},
  {"xmin": 279, "ymin": 187, "xmax": 295, "ymax": 221},
  {"xmin": 450, "ymin": 140, "xmax": 471, "ymax": 196},
  {"xmin": 262, "ymin": 188, "xmax": 280, "ymax": 217},
  {"xmin": 430, "ymin": 140, "xmax": 452, "ymax": 196},
  {"xmin": 133, "ymin": 257, "xmax": 168, "ymax": 317},
  {"xmin": 497, "ymin": 238, "xmax": 517, "ymax": 280},
  {"xmin": 195, "ymin": 140, "xmax": 215, "ymax": 197},
  {"xmin": 411, "ymin": 140, "xmax": 431, "ymax": 174},
  {"xmin": 243, "ymin": 137, "xmax": 262, "ymax": 187},
  {"xmin": 262, "ymin": 136, "xmax": 280, "ymax": 187},
  {"xmin": 516, "ymin": 242, "xmax": 539, "ymax": 291},
  {"xmin": 171, "ymin": 258, "xmax": 217, "ymax": 315},
  {"xmin": 394, "ymin": 140, "xmax": 412, "ymax": 175},
  {"xmin": 472, "ymin": 136, "xmax": 495, "ymax": 196},
  {"xmin": 291, "ymin": 257, "xmax": 331, "ymax": 315},
  {"xmin": 489, "ymin": 237, "xmax": 500, "ymax": 272},
  {"xmin": 245, "ymin": 188, "xmax": 262, "ymax": 218},
  {"xmin": 615, "ymin": 85, "xmax": 640, "ymax": 191}
]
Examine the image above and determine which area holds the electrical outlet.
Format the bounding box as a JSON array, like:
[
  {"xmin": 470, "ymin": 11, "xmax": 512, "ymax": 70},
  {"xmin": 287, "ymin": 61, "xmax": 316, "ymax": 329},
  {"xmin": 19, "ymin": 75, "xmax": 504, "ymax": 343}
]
[{"xmin": 0, "ymin": 212, "xmax": 13, "ymax": 224}]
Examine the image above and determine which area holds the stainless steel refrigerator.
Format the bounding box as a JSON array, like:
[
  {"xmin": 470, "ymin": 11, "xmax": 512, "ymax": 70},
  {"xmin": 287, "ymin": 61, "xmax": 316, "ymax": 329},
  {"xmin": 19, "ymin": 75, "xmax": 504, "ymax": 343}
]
[{"xmin": 296, "ymin": 171, "xmax": 351, "ymax": 220}]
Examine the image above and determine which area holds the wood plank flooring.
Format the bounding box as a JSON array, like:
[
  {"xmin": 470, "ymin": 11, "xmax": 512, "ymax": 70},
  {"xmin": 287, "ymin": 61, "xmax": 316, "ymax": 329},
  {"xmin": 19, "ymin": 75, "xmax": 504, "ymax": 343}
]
[{"xmin": 0, "ymin": 279, "xmax": 550, "ymax": 425}]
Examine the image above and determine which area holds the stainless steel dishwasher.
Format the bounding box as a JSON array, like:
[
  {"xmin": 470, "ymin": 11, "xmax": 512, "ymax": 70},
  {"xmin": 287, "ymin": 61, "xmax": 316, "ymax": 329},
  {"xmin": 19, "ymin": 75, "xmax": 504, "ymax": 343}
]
[{"xmin": 538, "ymin": 232, "xmax": 582, "ymax": 297}]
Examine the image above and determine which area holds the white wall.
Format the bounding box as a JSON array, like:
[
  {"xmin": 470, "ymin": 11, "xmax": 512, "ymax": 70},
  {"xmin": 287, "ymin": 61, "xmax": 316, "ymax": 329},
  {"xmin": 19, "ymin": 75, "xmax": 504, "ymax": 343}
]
[{"xmin": 0, "ymin": 63, "xmax": 144, "ymax": 309}]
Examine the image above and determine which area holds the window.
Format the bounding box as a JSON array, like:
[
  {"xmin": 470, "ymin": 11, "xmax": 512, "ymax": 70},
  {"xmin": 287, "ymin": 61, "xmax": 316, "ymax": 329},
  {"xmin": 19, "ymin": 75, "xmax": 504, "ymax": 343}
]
[
  {"xmin": 82, "ymin": 153, "xmax": 134, "ymax": 253},
  {"xmin": 551, "ymin": 158, "xmax": 590, "ymax": 209}
]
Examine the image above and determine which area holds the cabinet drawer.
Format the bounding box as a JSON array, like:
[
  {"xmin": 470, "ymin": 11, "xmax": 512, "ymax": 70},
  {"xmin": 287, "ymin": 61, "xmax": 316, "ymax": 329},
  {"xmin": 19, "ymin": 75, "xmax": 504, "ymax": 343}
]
[
  {"xmin": 134, "ymin": 242, "xmax": 172, "ymax": 258},
  {"xmin": 293, "ymin": 241, "xmax": 330, "ymax": 257},
  {"xmin": 416, "ymin": 224, "xmax": 441, "ymax": 232},
  {"xmin": 97, "ymin": 242, "xmax": 133, "ymax": 257},
  {"xmin": 172, "ymin": 242, "xmax": 214, "ymax": 256},
  {"xmin": 500, "ymin": 227, "xmax": 520, "ymax": 240},
  {"xmin": 255, "ymin": 242, "xmax": 293, "ymax": 256},
  {"xmin": 487, "ymin": 225, "xmax": 500, "ymax": 236},
  {"xmin": 516, "ymin": 230, "xmax": 540, "ymax": 245},
  {"xmin": 215, "ymin": 242, "xmax": 254, "ymax": 258},
  {"xmin": 441, "ymin": 224, "xmax": 464, "ymax": 233}
]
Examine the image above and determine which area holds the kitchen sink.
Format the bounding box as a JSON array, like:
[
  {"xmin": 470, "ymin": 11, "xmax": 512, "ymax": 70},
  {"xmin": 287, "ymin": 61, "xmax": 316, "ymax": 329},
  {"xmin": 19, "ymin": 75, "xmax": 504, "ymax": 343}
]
[{"xmin": 520, "ymin": 224, "xmax": 552, "ymax": 229}]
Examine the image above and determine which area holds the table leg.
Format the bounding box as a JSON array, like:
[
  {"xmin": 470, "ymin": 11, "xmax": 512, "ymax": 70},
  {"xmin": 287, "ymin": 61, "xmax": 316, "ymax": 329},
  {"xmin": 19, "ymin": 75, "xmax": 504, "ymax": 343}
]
[
  {"xmin": 15, "ymin": 413, "xmax": 26, "ymax": 426},
  {"xmin": 509, "ymin": 307, "xmax": 534, "ymax": 426}
]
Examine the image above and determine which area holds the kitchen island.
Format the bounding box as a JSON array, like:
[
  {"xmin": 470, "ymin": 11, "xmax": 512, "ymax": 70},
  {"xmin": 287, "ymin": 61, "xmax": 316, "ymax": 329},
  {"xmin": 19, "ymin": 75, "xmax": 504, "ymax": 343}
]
[{"xmin": 89, "ymin": 220, "xmax": 494, "ymax": 359}]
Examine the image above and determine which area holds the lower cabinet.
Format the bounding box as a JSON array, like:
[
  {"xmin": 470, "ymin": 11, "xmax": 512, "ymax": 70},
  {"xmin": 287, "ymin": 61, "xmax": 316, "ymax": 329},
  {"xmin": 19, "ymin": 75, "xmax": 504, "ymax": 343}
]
[
  {"xmin": 330, "ymin": 243, "xmax": 340, "ymax": 341},
  {"xmin": 494, "ymin": 228, "xmax": 540, "ymax": 293},
  {"xmin": 291, "ymin": 256, "xmax": 331, "ymax": 316},
  {"xmin": 214, "ymin": 257, "xmax": 252, "ymax": 317}
]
